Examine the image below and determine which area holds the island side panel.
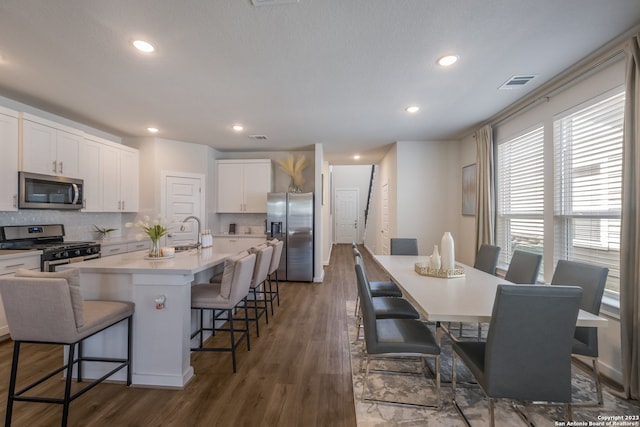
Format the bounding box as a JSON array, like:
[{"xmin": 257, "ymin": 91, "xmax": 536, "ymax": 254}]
[{"xmin": 79, "ymin": 270, "xmax": 195, "ymax": 388}]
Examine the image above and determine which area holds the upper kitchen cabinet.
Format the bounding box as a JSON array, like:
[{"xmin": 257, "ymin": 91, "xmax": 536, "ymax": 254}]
[
  {"xmin": 216, "ymin": 159, "xmax": 272, "ymax": 213},
  {"xmin": 0, "ymin": 106, "xmax": 19, "ymax": 211},
  {"xmin": 20, "ymin": 113, "xmax": 81, "ymax": 178},
  {"xmin": 101, "ymin": 143, "xmax": 139, "ymax": 212},
  {"xmin": 80, "ymin": 134, "xmax": 139, "ymax": 213}
]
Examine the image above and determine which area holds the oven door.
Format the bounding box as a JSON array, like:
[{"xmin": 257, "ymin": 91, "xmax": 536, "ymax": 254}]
[{"xmin": 43, "ymin": 254, "xmax": 100, "ymax": 272}]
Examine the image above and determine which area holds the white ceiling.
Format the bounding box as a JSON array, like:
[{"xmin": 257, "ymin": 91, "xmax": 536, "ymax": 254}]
[{"xmin": 1, "ymin": 0, "xmax": 639, "ymax": 164}]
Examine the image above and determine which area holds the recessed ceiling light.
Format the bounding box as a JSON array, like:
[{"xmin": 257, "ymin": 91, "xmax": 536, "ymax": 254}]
[
  {"xmin": 132, "ymin": 40, "xmax": 155, "ymax": 53},
  {"xmin": 353, "ymin": 154, "xmax": 361, "ymax": 160},
  {"xmin": 232, "ymin": 125, "xmax": 244, "ymax": 132},
  {"xmin": 147, "ymin": 127, "xmax": 159, "ymax": 133},
  {"xmin": 437, "ymin": 55, "xmax": 459, "ymax": 67},
  {"xmin": 406, "ymin": 106, "xmax": 420, "ymax": 113}
]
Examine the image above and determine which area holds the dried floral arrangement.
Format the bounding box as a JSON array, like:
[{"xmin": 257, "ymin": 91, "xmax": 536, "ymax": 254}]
[{"xmin": 276, "ymin": 154, "xmax": 308, "ymax": 192}]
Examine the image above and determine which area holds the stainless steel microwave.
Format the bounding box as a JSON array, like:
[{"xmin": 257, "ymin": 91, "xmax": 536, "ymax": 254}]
[{"xmin": 18, "ymin": 172, "xmax": 83, "ymax": 210}]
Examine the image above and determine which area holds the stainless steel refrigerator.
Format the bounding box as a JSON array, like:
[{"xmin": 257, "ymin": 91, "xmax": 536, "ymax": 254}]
[{"xmin": 267, "ymin": 192, "xmax": 314, "ymax": 282}]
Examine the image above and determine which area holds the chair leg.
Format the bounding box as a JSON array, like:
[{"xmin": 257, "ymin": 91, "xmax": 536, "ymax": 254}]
[
  {"xmin": 127, "ymin": 315, "xmax": 133, "ymax": 386},
  {"xmin": 488, "ymin": 398, "xmax": 495, "ymax": 427},
  {"xmin": 251, "ymin": 288, "xmax": 260, "ymax": 337},
  {"xmin": 593, "ymin": 358, "xmax": 604, "ymax": 406},
  {"xmin": 5, "ymin": 341, "xmax": 20, "ymax": 427},
  {"xmin": 77, "ymin": 341, "xmax": 83, "ymax": 382},
  {"xmin": 262, "ymin": 283, "xmax": 269, "ymax": 324},
  {"xmin": 243, "ymin": 297, "xmax": 251, "ymax": 352},
  {"xmin": 267, "ymin": 276, "xmax": 275, "ymax": 315},
  {"xmin": 62, "ymin": 343, "xmax": 76, "ymax": 427},
  {"xmin": 228, "ymin": 309, "xmax": 237, "ymax": 373},
  {"xmin": 354, "ymin": 294, "xmax": 360, "ymax": 317}
]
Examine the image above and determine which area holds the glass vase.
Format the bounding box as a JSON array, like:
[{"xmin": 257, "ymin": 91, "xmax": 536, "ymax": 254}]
[
  {"xmin": 288, "ymin": 176, "xmax": 302, "ymax": 193},
  {"xmin": 149, "ymin": 238, "xmax": 161, "ymax": 258}
]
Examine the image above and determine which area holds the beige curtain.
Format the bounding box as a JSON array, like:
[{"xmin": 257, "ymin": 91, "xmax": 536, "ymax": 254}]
[
  {"xmin": 621, "ymin": 33, "xmax": 640, "ymax": 400},
  {"xmin": 474, "ymin": 124, "xmax": 495, "ymax": 250}
]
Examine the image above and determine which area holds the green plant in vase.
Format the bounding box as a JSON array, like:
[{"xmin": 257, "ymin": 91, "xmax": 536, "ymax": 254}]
[{"xmin": 93, "ymin": 225, "xmax": 117, "ymax": 240}]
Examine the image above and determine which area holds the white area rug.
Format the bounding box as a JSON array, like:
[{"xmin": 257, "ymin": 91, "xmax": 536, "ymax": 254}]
[{"xmin": 346, "ymin": 301, "xmax": 640, "ymax": 426}]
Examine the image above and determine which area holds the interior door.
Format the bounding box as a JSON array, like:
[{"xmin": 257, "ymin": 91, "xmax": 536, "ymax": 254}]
[
  {"xmin": 335, "ymin": 188, "xmax": 359, "ymax": 244},
  {"xmin": 163, "ymin": 173, "xmax": 204, "ymax": 247}
]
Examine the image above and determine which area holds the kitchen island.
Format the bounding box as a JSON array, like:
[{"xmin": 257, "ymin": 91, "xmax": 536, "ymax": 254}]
[{"xmin": 61, "ymin": 247, "xmax": 232, "ymax": 389}]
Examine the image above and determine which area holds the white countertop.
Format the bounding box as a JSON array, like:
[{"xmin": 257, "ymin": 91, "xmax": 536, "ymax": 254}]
[{"xmin": 64, "ymin": 247, "xmax": 233, "ymax": 275}]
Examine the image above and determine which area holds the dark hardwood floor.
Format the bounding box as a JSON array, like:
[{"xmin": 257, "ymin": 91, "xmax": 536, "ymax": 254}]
[{"xmin": 0, "ymin": 244, "xmax": 381, "ymax": 427}]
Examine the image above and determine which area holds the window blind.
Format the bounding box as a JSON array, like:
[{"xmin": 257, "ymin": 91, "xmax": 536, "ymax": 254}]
[
  {"xmin": 553, "ymin": 90, "xmax": 624, "ymax": 294},
  {"xmin": 496, "ymin": 126, "xmax": 545, "ymax": 269}
]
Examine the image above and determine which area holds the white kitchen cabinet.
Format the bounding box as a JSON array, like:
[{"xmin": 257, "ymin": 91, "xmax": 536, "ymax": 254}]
[
  {"xmin": 100, "ymin": 242, "xmax": 128, "ymax": 257},
  {"xmin": 216, "ymin": 159, "xmax": 271, "ymax": 213},
  {"xmin": 79, "ymin": 138, "xmax": 102, "ymax": 212},
  {"xmin": 0, "ymin": 252, "xmax": 41, "ymax": 337},
  {"xmin": 212, "ymin": 236, "xmax": 267, "ymax": 253},
  {"xmin": 80, "ymin": 135, "xmax": 139, "ymax": 213},
  {"xmin": 102, "ymin": 143, "xmax": 139, "ymax": 212},
  {"xmin": 20, "ymin": 114, "xmax": 82, "ymax": 178},
  {"xmin": 0, "ymin": 107, "xmax": 19, "ymax": 211}
]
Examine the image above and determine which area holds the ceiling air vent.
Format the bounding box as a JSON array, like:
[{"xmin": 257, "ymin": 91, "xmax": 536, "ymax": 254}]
[
  {"xmin": 499, "ymin": 75, "xmax": 537, "ymax": 90},
  {"xmin": 251, "ymin": 0, "xmax": 299, "ymax": 6},
  {"xmin": 249, "ymin": 135, "xmax": 268, "ymax": 140}
]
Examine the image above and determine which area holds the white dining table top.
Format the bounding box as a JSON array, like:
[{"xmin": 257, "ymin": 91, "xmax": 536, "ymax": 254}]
[{"xmin": 373, "ymin": 255, "xmax": 607, "ymax": 328}]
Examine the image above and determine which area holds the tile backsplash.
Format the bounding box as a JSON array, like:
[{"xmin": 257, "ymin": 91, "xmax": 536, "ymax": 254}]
[{"xmin": 0, "ymin": 211, "xmax": 136, "ymax": 241}]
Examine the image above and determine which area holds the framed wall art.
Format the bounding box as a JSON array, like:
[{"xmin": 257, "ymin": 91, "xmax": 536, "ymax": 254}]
[{"xmin": 462, "ymin": 163, "xmax": 477, "ymax": 216}]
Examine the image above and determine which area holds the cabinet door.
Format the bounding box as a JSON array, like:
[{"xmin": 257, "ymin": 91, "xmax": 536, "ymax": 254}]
[
  {"xmin": 101, "ymin": 144, "xmax": 121, "ymax": 212},
  {"xmin": 55, "ymin": 130, "xmax": 81, "ymax": 178},
  {"xmin": 217, "ymin": 163, "xmax": 244, "ymax": 213},
  {"xmin": 243, "ymin": 162, "xmax": 271, "ymax": 213},
  {"xmin": 101, "ymin": 243, "xmax": 128, "ymax": 257},
  {"xmin": 79, "ymin": 139, "xmax": 102, "ymax": 211},
  {"xmin": 21, "ymin": 119, "xmax": 57, "ymax": 175},
  {"xmin": 119, "ymin": 149, "xmax": 139, "ymax": 212},
  {"xmin": 0, "ymin": 111, "xmax": 19, "ymax": 211}
]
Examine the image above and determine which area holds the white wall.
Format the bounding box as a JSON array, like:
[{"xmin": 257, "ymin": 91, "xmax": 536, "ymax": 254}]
[
  {"xmin": 396, "ymin": 141, "xmax": 459, "ymax": 255},
  {"xmin": 367, "ymin": 141, "xmax": 460, "ymax": 256},
  {"xmin": 322, "ymin": 161, "xmax": 332, "ymax": 265}
]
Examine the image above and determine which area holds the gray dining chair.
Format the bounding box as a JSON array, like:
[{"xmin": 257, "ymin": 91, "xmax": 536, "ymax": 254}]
[
  {"xmin": 474, "ymin": 244, "xmax": 501, "ymax": 275},
  {"xmin": 504, "ymin": 249, "xmax": 542, "ymax": 284},
  {"xmin": 551, "ymin": 259, "xmax": 609, "ymax": 406},
  {"xmin": 451, "ymin": 284, "xmax": 583, "ymax": 426},
  {"xmin": 390, "ymin": 238, "xmax": 419, "ymax": 255},
  {"xmin": 355, "ymin": 263, "xmax": 441, "ymax": 408},
  {"xmin": 352, "ymin": 246, "xmax": 402, "ymax": 317},
  {"xmin": 354, "ymin": 256, "xmax": 419, "ymax": 340}
]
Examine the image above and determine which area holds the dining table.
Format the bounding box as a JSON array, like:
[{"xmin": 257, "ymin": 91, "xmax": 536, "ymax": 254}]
[{"xmin": 373, "ymin": 255, "xmax": 608, "ymax": 343}]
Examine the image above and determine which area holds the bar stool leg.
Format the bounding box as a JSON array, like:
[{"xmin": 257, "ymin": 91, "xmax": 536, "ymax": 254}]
[
  {"xmin": 62, "ymin": 342, "xmax": 76, "ymax": 427},
  {"xmin": 5, "ymin": 341, "xmax": 20, "ymax": 427}
]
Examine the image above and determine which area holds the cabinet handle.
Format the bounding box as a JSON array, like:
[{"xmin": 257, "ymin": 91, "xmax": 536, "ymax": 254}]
[
  {"xmin": 59, "ymin": 161, "xmax": 64, "ymax": 174},
  {"xmin": 4, "ymin": 263, "xmax": 25, "ymax": 269},
  {"xmin": 52, "ymin": 160, "xmax": 57, "ymax": 174},
  {"xmin": 83, "ymin": 199, "xmax": 86, "ymax": 209},
  {"xmin": 13, "ymin": 194, "xmax": 17, "ymax": 208},
  {"xmin": 109, "ymin": 248, "xmax": 121, "ymax": 253},
  {"xmin": 122, "ymin": 200, "xmax": 125, "ymax": 210},
  {"xmin": 118, "ymin": 201, "xmax": 121, "ymax": 210}
]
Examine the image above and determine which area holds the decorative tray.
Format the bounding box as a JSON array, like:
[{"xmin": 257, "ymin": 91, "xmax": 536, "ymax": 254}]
[
  {"xmin": 414, "ymin": 262, "xmax": 465, "ymax": 278},
  {"xmin": 144, "ymin": 254, "xmax": 175, "ymax": 260}
]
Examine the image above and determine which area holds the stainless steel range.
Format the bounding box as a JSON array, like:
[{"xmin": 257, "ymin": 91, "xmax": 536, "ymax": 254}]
[{"xmin": 0, "ymin": 224, "xmax": 101, "ymax": 271}]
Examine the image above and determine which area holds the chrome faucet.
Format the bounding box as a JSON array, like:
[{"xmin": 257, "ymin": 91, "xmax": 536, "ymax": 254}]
[{"xmin": 181, "ymin": 216, "xmax": 201, "ymax": 249}]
